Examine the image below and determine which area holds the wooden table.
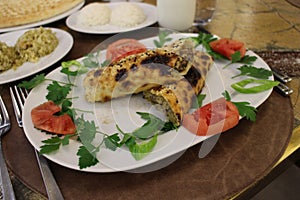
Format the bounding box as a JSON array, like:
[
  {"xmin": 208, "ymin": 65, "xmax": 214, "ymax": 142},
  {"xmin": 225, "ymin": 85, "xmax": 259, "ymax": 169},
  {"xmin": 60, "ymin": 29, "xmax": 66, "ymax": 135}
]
[{"xmin": 0, "ymin": 0, "xmax": 299, "ymax": 199}]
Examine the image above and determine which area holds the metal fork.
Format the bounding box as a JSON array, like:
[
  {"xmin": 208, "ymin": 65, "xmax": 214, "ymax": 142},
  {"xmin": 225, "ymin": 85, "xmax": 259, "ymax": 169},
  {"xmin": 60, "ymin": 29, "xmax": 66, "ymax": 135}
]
[
  {"xmin": 0, "ymin": 95, "xmax": 16, "ymax": 200},
  {"xmin": 10, "ymin": 86, "xmax": 64, "ymax": 200}
]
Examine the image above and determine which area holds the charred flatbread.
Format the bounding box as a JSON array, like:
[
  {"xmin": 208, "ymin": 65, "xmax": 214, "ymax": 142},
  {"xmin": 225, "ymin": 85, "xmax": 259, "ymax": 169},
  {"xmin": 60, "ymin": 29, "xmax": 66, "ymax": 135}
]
[
  {"xmin": 0, "ymin": 0, "xmax": 83, "ymax": 28},
  {"xmin": 83, "ymin": 38, "xmax": 213, "ymax": 125}
]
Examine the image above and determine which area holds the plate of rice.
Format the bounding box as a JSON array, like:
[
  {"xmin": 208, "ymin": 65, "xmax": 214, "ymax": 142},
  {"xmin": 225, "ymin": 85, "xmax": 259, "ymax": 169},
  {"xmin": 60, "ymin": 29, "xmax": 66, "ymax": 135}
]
[{"xmin": 66, "ymin": 2, "xmax": 158, "ymax": 34}]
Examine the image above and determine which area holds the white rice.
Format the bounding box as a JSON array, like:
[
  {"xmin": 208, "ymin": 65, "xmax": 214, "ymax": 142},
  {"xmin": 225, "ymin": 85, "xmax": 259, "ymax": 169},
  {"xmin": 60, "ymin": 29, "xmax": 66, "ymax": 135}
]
[
  {"xmin": 110, "ymin": 3, "xmax": 147, "ymax": 27},
  {"xmin": 77, "ymin": 3, "xmax": 111, "ymax": 26}
]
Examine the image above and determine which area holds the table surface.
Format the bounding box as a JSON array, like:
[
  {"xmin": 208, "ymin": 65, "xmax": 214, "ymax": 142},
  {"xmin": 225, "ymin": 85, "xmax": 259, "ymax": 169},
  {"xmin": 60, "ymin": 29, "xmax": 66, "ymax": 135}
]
[{"xmin": 0, "ymin": 0, "xmax": 299, "ymax": 199}]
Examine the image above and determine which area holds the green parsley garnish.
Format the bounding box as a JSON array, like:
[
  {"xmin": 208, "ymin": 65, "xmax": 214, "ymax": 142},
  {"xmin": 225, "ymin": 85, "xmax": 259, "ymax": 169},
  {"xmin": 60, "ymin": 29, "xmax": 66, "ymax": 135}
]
[
  {"xmin": 223, "ymin": 90, "xmax": 257, "ymax": 122},
  {"xmin": 232, "ymin": 65, "xmax": 273, "ymax": 79},
  {"xmin": 191, "ymin": 94, "xmax": 206, "ymax": 109},
  {"xmin": 190, "ymin": 32, "xmax": 223, "ymax": 59},
  {"xmin": 104, "ymin": 112, "xmax": 178, "ymax": 161},
  {"xmin": 18, "ymin": 74, "xmax": 72, "ymax": 89},
  {"xmin": 223, "ymin": 51, "xmax": 257, "ymax": 68},
  {"xmin": 154, "ymin": 30, "xmax": 173, "ymax": 48}
]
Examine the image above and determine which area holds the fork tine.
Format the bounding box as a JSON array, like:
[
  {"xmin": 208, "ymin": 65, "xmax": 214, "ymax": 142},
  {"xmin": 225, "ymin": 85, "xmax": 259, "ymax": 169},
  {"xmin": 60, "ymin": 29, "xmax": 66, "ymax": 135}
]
[
  {"xmin": 9, "ymin": 87, "xmax": 23, "ymax": 128},
  {"xmin": 17, "ymin": 86, "xmax": 28, "ymax": 105},
  {"xmin": 0, "ymin": 95, "xmax": 10, "ymax": 128},
  {"xmin": 14, "ymin": 86, "xmax": 24, "ymax": 111},
  {"xmin": 0, "ymin": 96, "xmax": 3, "ymax": 126}
]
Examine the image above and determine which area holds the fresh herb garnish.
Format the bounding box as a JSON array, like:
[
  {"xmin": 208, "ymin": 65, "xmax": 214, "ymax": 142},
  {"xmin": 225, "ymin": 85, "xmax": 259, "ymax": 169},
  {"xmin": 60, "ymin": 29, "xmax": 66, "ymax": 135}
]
[
  {"xmin": 18, "ymin": 74, "xmax": 72, "ymax": 89},
  {"xmin": 190, "ymin": 32, "xmax": 223, "ymax": 59},
  {"xmin": 132, "ymin": 112, "xmax": 178, "ymax": 139},
  {"xmin": 46, "ymin": 81, "xmax": 72, "ymax": 105},
  {"xmin": 77, "ymin": 145, "xmax": 99, "ymax": 169},
  {"xmin": 104, "ymin": 112, "xmax": 177, "ymax": 161},
  {"xmin": 191, "ymin": 32, "xmax": 217, "ymax": 47},
  {"xmin": 39, "ymin": 135, "xmax": 73, "ymax": 155},
  {"xmin": 222, "ymin": 91, "xmax": 257, "ymax": 122},
  {"xmin": 82, "ymin": 52, "xmax": 100, "ymax": 68},
  {"xmin": 18, "ymin": 74, "xmax": 46, "ymax": 89},
  {"xmin": 191, "ymin": 94, "xmax": 206, "ymax": 109},
  {"xmin": 232, "ymin": 65, "xmax": 273, "ymax": 79},
  {"xmin": 154, "ymin": 30, "xmax": 173, "ymax": 48},
  {"xmin": 224, "ymin": 52, "xmax": 257, "ymax": 68}
]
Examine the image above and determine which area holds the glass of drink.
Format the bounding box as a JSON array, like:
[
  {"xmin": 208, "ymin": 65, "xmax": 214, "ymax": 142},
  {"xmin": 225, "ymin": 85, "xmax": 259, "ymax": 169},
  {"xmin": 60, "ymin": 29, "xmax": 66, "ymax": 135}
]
[
  {"xmin": 194, "ymin": 0, "xmax": 216, "ymax": 26},
  {"xmin": 157, "ymin": 0, "xmax": 196, "ymax": 31}
]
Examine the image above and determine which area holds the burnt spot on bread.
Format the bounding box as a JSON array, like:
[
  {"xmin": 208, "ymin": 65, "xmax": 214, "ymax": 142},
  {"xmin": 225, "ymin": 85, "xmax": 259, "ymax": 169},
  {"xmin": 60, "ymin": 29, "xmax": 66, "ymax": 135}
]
[
  {"xmin": 115, "ymin": 68, "xmax": 128, "ymax": 82},
  {"xmin": 130, "ymin": 64, "xmax": 138, "ymax": 71},
  {"xmin": 174, "ymin": 58, "xmax": 188, "ymax": 72},
  {"xmin": 184, "ymin": 66, "xmax": 202, "ymax": 87},
  {"xmin": 93, "ymin": 69, "xmax": 102, "ymax": 77},
  {"xmin": 141, "ymin": 54, "xmax": 171, "ymax": 65}
]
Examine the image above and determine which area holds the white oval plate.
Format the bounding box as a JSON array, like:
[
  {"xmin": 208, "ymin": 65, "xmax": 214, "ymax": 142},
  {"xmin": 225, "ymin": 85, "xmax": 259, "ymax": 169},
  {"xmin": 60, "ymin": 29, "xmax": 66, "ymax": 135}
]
[
  {"xmin": 0, "ymin": 28, "xmax": 74, "ymax": 84},
  {"xmin": 23, "ymin": 33, "xmax": 274, "ymax": 172},
  {"xmin": 0, "ymin": 1, "xmax": 84, "ymax": 33},
  {"xmin": 66, "ymin": 2, "xmax": 158, "ymax": 34}
]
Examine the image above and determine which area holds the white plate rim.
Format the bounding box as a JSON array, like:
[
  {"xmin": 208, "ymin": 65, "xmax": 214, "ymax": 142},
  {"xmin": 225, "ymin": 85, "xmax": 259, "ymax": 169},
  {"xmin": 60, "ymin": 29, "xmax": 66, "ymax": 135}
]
[
  {"xmin": 66, "ymin": 2, "xmax": 158, "ymax": 34},
  {"xmin": 0, "ymin": 1, "xmax": 85, "ymax": 33},
  {"xmin": 0, "ymin": 28, "xmax": 74, "ymax": 84},
  {"xmin": 22, "ymin": 33, "xmax": 274, "ymax": 173}
]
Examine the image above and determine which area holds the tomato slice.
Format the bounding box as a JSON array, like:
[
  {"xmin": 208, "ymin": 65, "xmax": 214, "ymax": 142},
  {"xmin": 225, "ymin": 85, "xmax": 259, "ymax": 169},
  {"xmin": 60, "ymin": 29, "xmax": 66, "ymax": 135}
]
[
  {"xmin": 209, "ymin": 38, "xmax": 246, "ymax": 60},
  {"xmin": 106, "ymin": 38, "xmax": 147, "ymax": 62},
  {"xmin": 182, "ymin": 97, "xmax": 239, "ymax": 136},
  {"xmin": 31, "ymin": 101, "xmax": 76, "ymax": 134}
]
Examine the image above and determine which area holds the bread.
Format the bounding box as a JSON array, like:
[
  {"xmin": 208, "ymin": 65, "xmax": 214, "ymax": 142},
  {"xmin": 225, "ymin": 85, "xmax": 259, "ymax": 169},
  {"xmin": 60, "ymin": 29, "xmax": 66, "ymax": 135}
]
[
  {"xmin": 83, "ymin": 38, "xmax": 213, "ymax": 125},
  {"xmin": 0, "ymin": 0, "xmax": 83, "ymax": 28},
  {"xmin": 83, "ymin": 47, "xmax": 197, "ymax": 102}
]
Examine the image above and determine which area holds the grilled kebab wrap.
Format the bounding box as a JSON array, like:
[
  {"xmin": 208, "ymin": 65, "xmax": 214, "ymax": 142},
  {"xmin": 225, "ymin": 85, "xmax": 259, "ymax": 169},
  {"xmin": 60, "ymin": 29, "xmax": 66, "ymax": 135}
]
[{"xmin": 83, "ymin": 38, "xmax": 213, "ymax": 124}]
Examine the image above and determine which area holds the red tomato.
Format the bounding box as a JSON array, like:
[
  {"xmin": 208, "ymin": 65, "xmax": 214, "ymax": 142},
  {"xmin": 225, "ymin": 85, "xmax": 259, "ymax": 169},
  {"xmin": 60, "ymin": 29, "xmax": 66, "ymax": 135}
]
[
  {"xmin": 31, "ymin": 101, "xmax": 76, "ymax": 135},
  {"xmin": 209, "ymin": 38, "xmax": 246, "ymax": 60},
  {"xmin": 106, "ymin": 39, "xmax": 147, "ymax": 62},
  {"xmin": 182, "ymin": 98, "xmax": 239, "ymax": 136}
]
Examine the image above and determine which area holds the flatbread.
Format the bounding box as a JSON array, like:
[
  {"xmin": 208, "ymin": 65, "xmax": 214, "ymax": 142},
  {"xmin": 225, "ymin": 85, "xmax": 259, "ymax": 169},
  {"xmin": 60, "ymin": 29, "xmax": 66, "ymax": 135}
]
[{"xmin": 0, "ymin": 0, "xmax": 83, "ymax": 28}]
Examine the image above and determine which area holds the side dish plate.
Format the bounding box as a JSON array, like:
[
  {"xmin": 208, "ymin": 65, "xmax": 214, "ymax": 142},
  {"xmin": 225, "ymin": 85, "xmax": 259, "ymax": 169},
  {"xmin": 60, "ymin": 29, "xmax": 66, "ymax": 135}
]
[
  {"xmin": 66, "ymin": 2, "xmax": 158, "ymax": 34},
  {"xmin": 0, "ymin": 1, "xmax": 84, "ymax": 33},
  {"xmin": 0, "ymin": 28, "xmax": 74, "ymax": 84}
]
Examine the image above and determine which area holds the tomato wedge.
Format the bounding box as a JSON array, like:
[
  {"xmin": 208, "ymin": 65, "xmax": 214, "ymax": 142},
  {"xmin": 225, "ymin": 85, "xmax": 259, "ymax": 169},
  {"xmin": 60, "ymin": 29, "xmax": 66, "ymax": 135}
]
[
  {"xmin": 182, "ymin": 97, "xmax": 239, "ymax": 136},
  {"xmin": 106, "ymin": 38, "xmax": 147, "ymax": 62},
  {"xmin": 209, "ymin": 38, "xmax": 246, "ymax": 60},
  {"xmin": 31, "ymin": 101, "xmax": 76, "ymax": 135}
]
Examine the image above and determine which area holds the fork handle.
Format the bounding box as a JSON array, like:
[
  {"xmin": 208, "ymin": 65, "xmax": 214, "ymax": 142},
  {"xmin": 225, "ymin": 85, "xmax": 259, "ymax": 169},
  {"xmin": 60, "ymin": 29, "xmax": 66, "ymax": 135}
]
[
  {"xmin": 0, "ymin": 140, "xmax": 16, "ymax": 200},
  {"xmin": 34, "ymin": 150, "xmax": 64, "ymax": 200}
]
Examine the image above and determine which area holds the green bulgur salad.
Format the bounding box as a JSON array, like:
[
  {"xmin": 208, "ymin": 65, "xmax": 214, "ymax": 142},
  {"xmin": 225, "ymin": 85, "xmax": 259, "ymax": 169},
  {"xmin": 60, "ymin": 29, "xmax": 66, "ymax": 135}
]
[{"xmin": 0, "ymin": 27, "xmax": 58, "ymax": 72}]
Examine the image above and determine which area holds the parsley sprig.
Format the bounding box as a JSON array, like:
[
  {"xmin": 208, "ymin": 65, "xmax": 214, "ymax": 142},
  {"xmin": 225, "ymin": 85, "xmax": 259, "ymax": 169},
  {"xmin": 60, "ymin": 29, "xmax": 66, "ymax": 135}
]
[
  {"xmin": 232, "ymin": 65, "xmax": 273, "ymax": 79},
  {"xmin": 190, "ymin": 32, "xmax": 223, "ymax": 59},
  {"xmin": 18, "ymin": 73, "xmax": 74, "ymax": 90},
  {"xmin": 223, "ymin": 91, "xmax": 257, "ymax": 122},
  {"xmin": 104, "ymin": 112, "xmax": 178, "ymax": 161},
  {"xmin": 223, "ymin": 51, "xmax": 257, "ymax": 68},
  {"xmin": 154, "ymin": 30, "xmax": 173, "ymax": 48}
]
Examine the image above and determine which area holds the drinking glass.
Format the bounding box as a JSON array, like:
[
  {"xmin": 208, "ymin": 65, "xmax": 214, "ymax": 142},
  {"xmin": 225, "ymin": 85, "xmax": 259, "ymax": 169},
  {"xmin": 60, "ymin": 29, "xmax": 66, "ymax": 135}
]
[
  {"xmin": 157, "ymin": 0, "xmax": 196, "ymax": 31},
  {"xmin": 194, "ymin": 0, "xmax": 216, "ymax": 26}
]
